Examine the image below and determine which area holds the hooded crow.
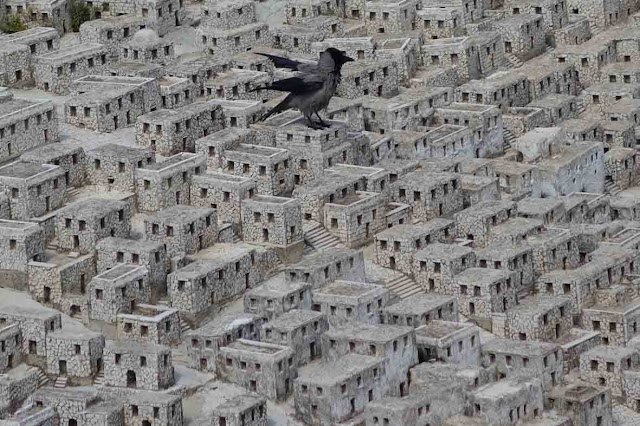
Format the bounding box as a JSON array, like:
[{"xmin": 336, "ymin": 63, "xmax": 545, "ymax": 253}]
[{"xmin": 254, "ymin": 48, "xmax": 354, "ymax": 129}]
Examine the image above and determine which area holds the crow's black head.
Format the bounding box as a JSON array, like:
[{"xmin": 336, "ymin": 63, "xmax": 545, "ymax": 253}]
[{"xmin": 326, "ymin": 47, "xmax": 354, "ymax": 68}]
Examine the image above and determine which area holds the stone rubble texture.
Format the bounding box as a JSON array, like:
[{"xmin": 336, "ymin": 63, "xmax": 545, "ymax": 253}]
[{"xmin": 3, "ymin": 0, "xmax": 640, "ymax": 423}]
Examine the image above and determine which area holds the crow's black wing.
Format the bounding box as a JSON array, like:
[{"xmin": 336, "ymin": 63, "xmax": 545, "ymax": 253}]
[
  {"xmin": 255, "ymin": 53, "xmax": 304, "ymax": 70},
  {"xmin": 262, "ymin": 74, "xmax": 325, "ymax": 94}
]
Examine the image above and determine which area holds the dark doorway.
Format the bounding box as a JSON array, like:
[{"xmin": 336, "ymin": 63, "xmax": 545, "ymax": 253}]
[
  {"xmin": 59, "ymin": 360, "xmax": 67, "ymax": 375},
  {"xmin": 127, "ymin": 370, "xmax": 137, "ymax": 388},
  {"xmin": 200, "ymin": 358, "xmax": 207, "ymax": 370},
  {"xmin": 43, "ymin": 286, "xmax": 51, "ymax": 302},
  {"xmin": 70, "ymin": 305, "xmax": 81, "ymax": 317}
]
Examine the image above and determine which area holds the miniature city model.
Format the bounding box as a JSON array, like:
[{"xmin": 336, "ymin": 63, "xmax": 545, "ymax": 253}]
[{"xmin": 2, "ymin": 0, "xmax": 640, "ymax": 423}]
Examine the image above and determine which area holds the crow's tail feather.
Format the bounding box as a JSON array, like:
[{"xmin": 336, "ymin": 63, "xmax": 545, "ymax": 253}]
[{"xmin": 260, "ymin": 95, "xmax": 293, "ymax": 121}]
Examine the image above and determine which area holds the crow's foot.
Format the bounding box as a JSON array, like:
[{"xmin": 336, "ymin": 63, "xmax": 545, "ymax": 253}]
[{"xmin": 315, "ymin": 112, "xmax": 330, "ymax": 128}]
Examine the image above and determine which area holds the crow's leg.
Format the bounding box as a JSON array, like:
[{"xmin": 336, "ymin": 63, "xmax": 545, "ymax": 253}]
[
  {"xmin": 305, "ymin": 114, "xmax": 323, "ymax": 130},
  {"xmin": 314, "ymin": 111, "xmax": 330, "ymax": 128}
]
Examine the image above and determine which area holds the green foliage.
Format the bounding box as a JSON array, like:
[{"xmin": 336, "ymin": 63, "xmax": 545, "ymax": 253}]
[
  {"xmin": 0, "ymin": 15, "xmax": 27, "ymax": 34},
  {"xmin": 69, "ymin": 0, "xmax": 93, "ymax": 32}
]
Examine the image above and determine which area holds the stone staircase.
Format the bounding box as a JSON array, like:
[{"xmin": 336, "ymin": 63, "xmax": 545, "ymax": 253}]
[
  {"xmin": 233, "ymin": 234, "xmax": 241, "ymax": 243},
  {"xmin": 384, "ymin": 273, "xmax": 424, "ymax": 299},
  {"xmin": 180, "ymin": 317, "xmax": 192, "ymax": 334},
  {"xmin": 605, "ymin": 179, "xmax": 622, "ymax": 196},
  {"xmin": 53, "ymin": 376, "xmax": 68, "ymax": 389},
  {"xmin": 591, "ymin": 25, "xmax": 603, "ymax": 37},
  {"xmin": 46, "ymin": 238, "xmax": 59, "ymax": 251},
  {"xmin": 504, "ymin": 52, "xmax": 523, "ymax": 69},
  {"xmin": 29, "ymin": 367, "xmax": 50, "ymax": 389},
  {"xmin": 94, "ymin": 370, "xmax": 104, "ymax": 386},
  {"xmin": 66, "ymin": 187, "xmax": 81, "ymax": 200},
  {"xmin": 303, "ymin": 221, "xmax": 343, "ymax": 251},
  {"xmin": 302, "ymin": 243, "xmax": 315, "ymax": 255},
  {"xmin": 503, "ymin": 129, "xmax": 517, "ymax": 150}
]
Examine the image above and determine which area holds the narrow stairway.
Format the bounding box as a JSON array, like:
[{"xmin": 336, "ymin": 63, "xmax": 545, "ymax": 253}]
[
  {"xmin": 94, "ymin": 370, "xmax": 105, "ymax": 386},
  {"xmin": 384, "ymin": 273, "xmax": 424, "ymax": 299},
  {"xmin": 303, "ymin": 221, "xmax": 343, "ymax": 251},
  {"xmin": 504, "ymin": 52, "xmax": 523, "ymax": 69},
  {"xmin": 180, "ymin": 317, "xmax": 192, "ymax": 334},
  {"xmin": 53, "ymin": 376, "xmax": 68, "ymax": 389},
  {"xmin": 28, "ymin": 367, "xmax": 50, "ymax": 389},
  {"xmin": 503, "ymin": 129, "xmax": 517, "ymax": 150}
]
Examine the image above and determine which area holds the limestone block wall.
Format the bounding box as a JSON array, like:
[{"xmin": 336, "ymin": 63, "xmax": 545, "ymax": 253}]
[
  {"xmin": 135, "ymin": 154, "xmax": 206, "ymax": 212},
  {"xmin": 605, "ymin": 151, "xmax": 639, "ymax": 190},
  {"xmin": 582, "ymin": 306, "xmax": 640, "ymax": 346},
  {"xmin": 64, "ymin": 86, "xmax": 148, "ymax": 133},
  {"xmin": 22, "ymin": 144, "xmax": 86, "ymax": 189},
  {"xmin": 393, "ymin": 174, "xmax": 464, "ymax": 222},
  {"xmin": 0, "ymin": 44, "xmax": 31, "ymax": 88},
  {"xmin": 107, "ymin": 0, "xmax": 185, "ymax": 36},
  {"xmin": 199, "ymin": 23, "xmax": 271, "ymax": 58},
  {"xmin": 217, "ymin": 341, "xmax": 296, "ymax": 400},
  {"xmin": 494, "ymin": 15, "xmax": 546, "ymax": 61},
  {"xmin": 323, "ymin": 193, "xmax": 388, "ymax": 248},
  {"xmin": 261, "ymin": 313, "xmax": 329, "ymax": 367},
  {"xmin": 0, "ymin": 324, "xmax": 22, "ymax": 373},
  {"xmin": 190, "ymin": 174, "xmax": 256, "ymax": 235},
  {"xmin": 0, "ymin": 367, "xmax": 39, "ymax": 414},
  {"xmin": 284, "ymin": 249, "xmax": 367, "ymax": 289},
  {"xmin": 554, "ymin": 15, "xmax": 591, "ymax": 46},
  {"xmin": 0, "ymin": 27, "xmax": 60, "ymax": 56},
  {"xmin": 33, "ymin": 44, "xmax": 111, "ymax": 95},
  {"xmin": 135, "ymin": 102, "xmax": 225, "ymax": 156},
  {"xmin": 505, "ymin": 299, "xmax": 573, "ymax": 342},
  {"xmin": 117, "ymin": 307, "xmax": 182, "ymax": 346},
  {"xmin": 0, "ymin": 309, "xmax": 62, "ymax": 359},
  {"xmin": 79, "ymin": 17, "xmax": 148, "ymax": 58},
  {"xmin": 0, "ymin": 100, "xmax": 60, "ymax": 164},
  {"xmin": 580, "ymin": 349, "xmax": 640, "ymax": 397},
  {"xmin": 169, "ymin": 247, "xmax": 270, "ymax": 315},
  {"xmin": 144, "ymin": 208, "xmax": 218, "ymax": 258},
  {"xmin": 121, "ymin": 41, "xmax": 175, "ymax": 65},
  {"xmin": 0, "ymin": 167, "xmax": 67, "ymax": 221},
  {"xmin": 56, "ymin": 200, "xmax": 132, "ymax": 255},
  {"xmin": 118, "ymin": 394, "xmax": 183, "ymax": 426},
  {"xmin": 27, "ymin": 254, "xmax": 96, "ymax": 314},
  {"xmin": 45, "ymin": 333, "xmax": 105, "ymax": 380},
  {"xmin": 104, "ymin": 344, "xmax": 174, "ymax": 391},
  {"xmin": 186, "ymin": 315, "xmax": 262, "ymax": 373},
  {"xmin": 244, "ymin": 281, "xmax": 313, "ymax": 321},
  {"xmin": 337, "ymin": 61, "xmax": 399, "ymax": 99},
  {"xmin": 89, "ymin": 269, "xmax": 150, "ymax": 322},
  {"xmin": 0, "ymin": 223, "xmax": 45, "ymax": 272},
  {"xmin": 529, "ymin": 234, "xmax": 580, "ymax": 277},
  {"xmin": 241, "ymin": 197, "xmax": 303, "ymax": 246},
  {"xmin": 294, "ymin": 356, "xmax": 391, "ymax": 425},
  {"xmin": 364, "ymin": 0, "xmax": 417, "ymax": 34},
  {"xmin": 413, "ymin": 250, "xmax": 476, "ymax": 293},
  {"xmin": 222, "ymin": 146, "xmax": 294, "ymax": 197},
  {"xmin": 97, "ymin": 243, "xmax": 166, "ymax": 300}
]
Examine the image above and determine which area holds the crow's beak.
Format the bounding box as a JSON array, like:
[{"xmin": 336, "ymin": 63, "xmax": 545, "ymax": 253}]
[{"xmin": 345, "ymin": 56, "xmax": 354, "ymax": 62}]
